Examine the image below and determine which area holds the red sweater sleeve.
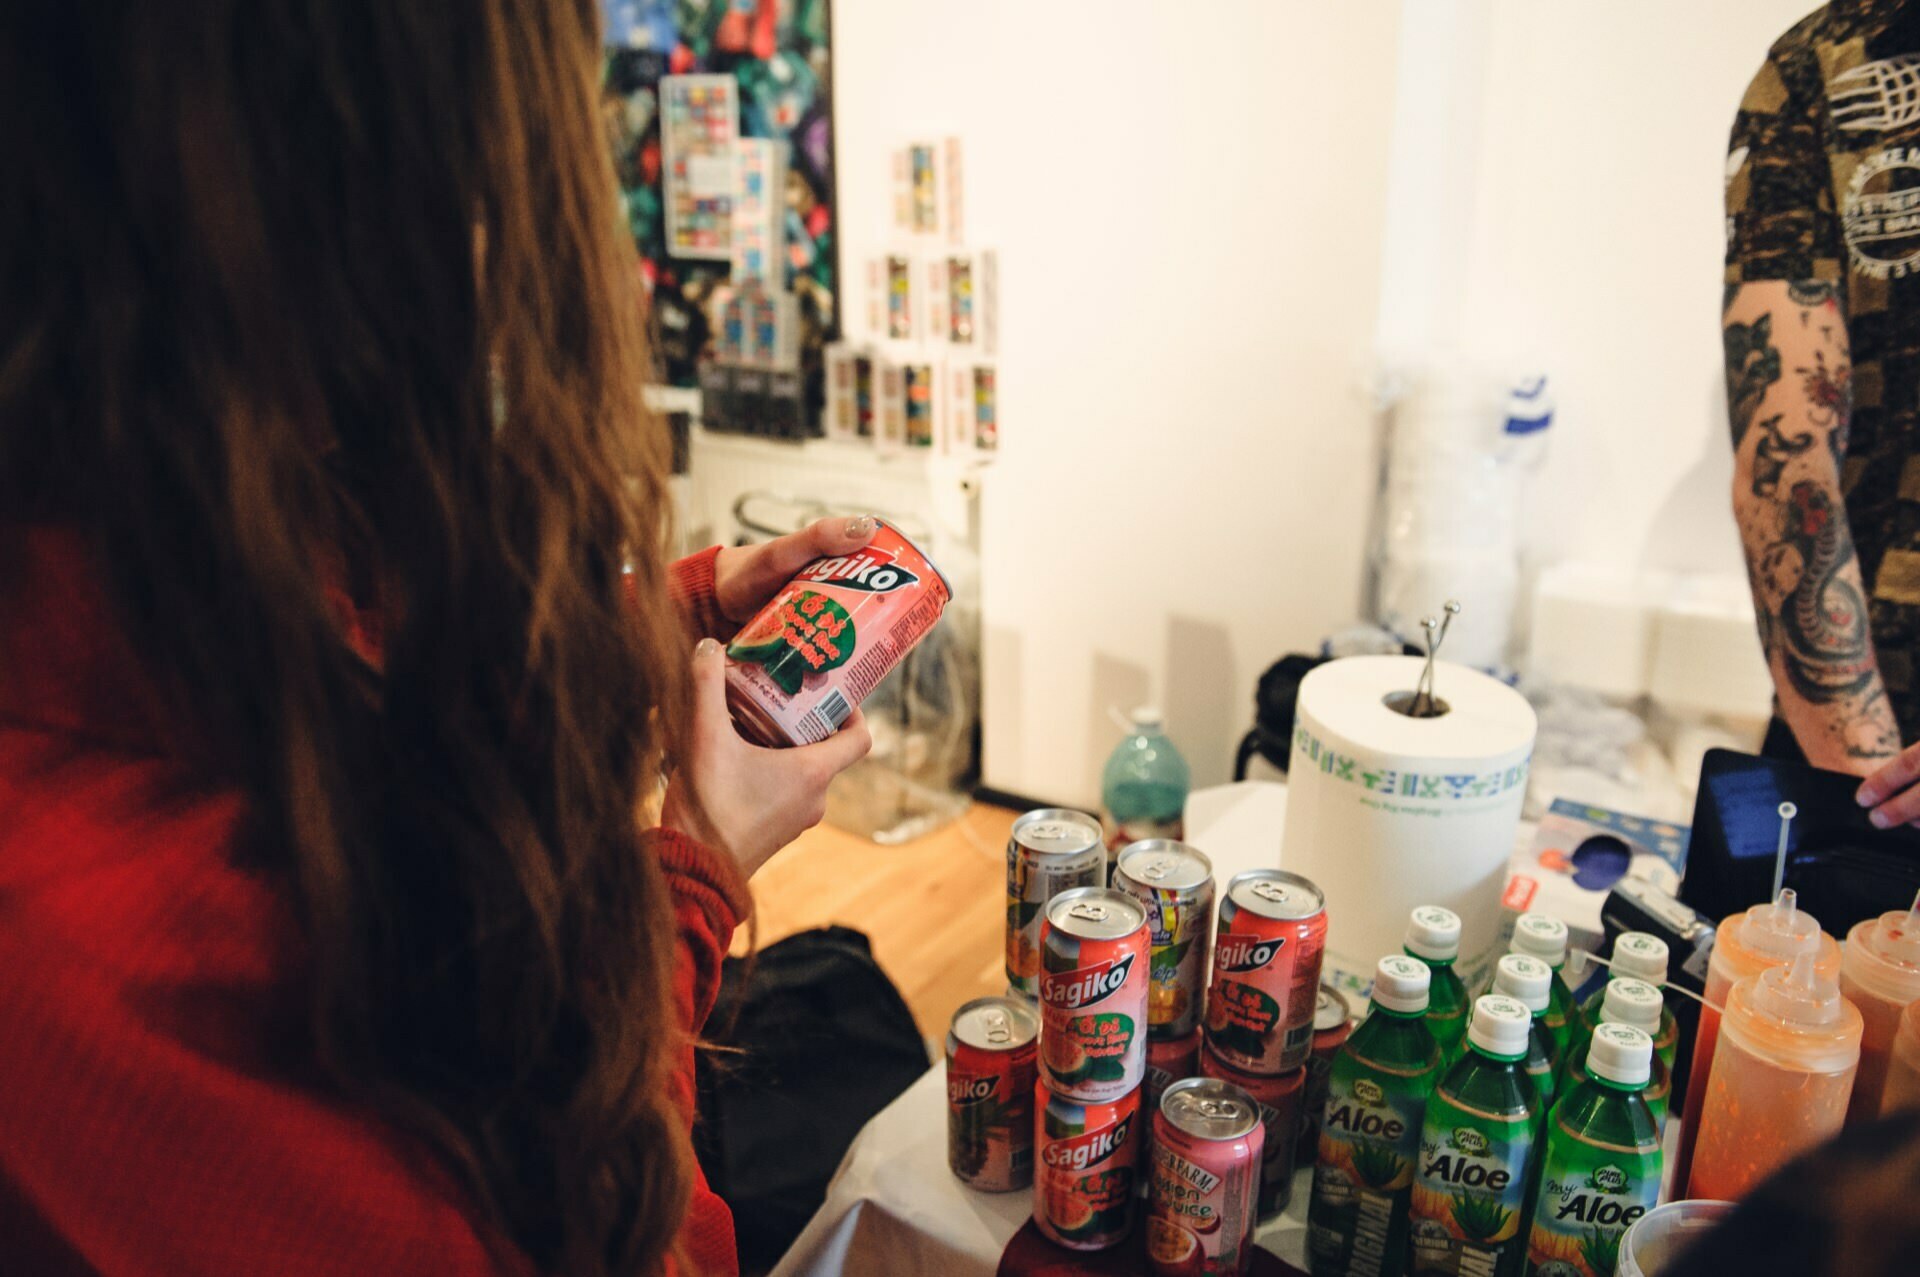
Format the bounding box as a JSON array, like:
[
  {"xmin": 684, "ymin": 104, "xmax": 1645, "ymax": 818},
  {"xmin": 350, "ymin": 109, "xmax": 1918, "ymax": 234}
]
[
  {"xmin": 663, "ymin": 546, "xmax": 733, "ymax": 643},
  {"xmin": 646, "ymin": 828, "xmax": 751, "ymax": 1277}
]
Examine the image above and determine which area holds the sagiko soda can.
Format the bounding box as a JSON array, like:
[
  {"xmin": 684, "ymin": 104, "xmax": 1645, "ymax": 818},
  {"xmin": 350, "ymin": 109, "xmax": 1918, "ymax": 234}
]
[
  {"xmin": 1114, "ymin": 840, "xmax": 1216, "ymax": 1040},
  {"xmin": 1033, "ymin": 1081, "xmax": 1141, "ymax": 1251},
  {"xmin": 1040, "ymin": 887, "xmax": 1150, "ymax": 1103},
  {"xmin": 1005, "ymin": 810, "xmax": 1105, "ymax": 995},
  {"xmin": 947, "ymin": 996, "xmax": 1041, "ymax": 1193},
  {"xmin": 1299, "ymin": 985, "xmax": 1354, "ymax": 1168},
  {"xmin": 1203, "ymin": 870, "xmax": 1328, "ymax": 1074},
  {"xmin": 1201, "ymin": 1045, "xmax": 1307, "ymax": 1217},
  {"xmin": 724, "ymin": 518, "xmax": 950, "ymax": 747},
  {"xmin": 1147, "ymin": 1078, "xmax": 1265, "ymax": 1277}
]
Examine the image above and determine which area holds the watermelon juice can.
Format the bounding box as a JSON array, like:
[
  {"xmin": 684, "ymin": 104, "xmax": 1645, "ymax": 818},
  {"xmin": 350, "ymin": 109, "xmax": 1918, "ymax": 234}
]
[
  {"xmin": 1033, "ymin": 1081, "xmax": 1142, "ymax": 1251},
  {"xmin": 1147, "ymin": 1078, "xmax": 1265, "ymax": 1277},
  {"xmin": 1201, "ymin": 1044, "xmax": 1307, "ymax": 1217},
  {"xmin": 946, "ymin": 996, "xmax": 1041, "ymax": 1192},
  {"xmin": 1114, "ymin": 840, "xmax": 1216, "ymax": 1040},
  {"xmin": 1041, "ymin": 887, "xmax": 1150, "ymax": 1103},
  {"xmin": 1005, "ymin": 810, "xmax": 1105, "ymax": 995},
  {"xmin": 1203, "ymin": 870, "xmax": 1328, "ymax": 1074},
  {"xmin": 723, "ymin": 518, "xmax": 950, "ymax": 747}
]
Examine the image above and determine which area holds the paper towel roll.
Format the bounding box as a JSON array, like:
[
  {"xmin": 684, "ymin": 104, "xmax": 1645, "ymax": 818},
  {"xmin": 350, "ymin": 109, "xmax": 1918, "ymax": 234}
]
[{"xmin": 1282, "ymin": 655, "xmax": 1536, "ymax": 971}]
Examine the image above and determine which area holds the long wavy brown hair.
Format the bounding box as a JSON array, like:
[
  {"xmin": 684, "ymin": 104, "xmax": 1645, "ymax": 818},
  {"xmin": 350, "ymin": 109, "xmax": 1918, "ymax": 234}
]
[{"xmin": 0, "ymin": 2, "xmax": 694, "ymax": 1272}]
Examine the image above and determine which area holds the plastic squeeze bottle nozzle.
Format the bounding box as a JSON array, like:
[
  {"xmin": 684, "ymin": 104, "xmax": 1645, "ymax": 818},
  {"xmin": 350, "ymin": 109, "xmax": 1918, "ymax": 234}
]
[
  {"xmin": 1508, "ymin": 914, "xmax": 1576, "ymax": 1063},
  {"xmin": 1672, "ymin": 888, "xmax": 1839, "ymax": 1192},
  {"xmin": 1406, "ymin": 906, "xmax": 1470, "ymax": 1060},
  {"xmin": 1686, "ymin": 950, "xmax": 1862, "ymax": 1202},
  {"xmin": 1840, "ymin": 889, "xmax": 1920, "ymax": 1124}
]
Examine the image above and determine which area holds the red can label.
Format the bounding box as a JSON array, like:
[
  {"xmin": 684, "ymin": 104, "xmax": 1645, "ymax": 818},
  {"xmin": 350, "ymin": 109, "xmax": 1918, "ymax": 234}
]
[
  {"xmin": 1041, "ymin": 921, "xmax": 1149, "ymax": 1103},
  {"xmin": 1148, "ymin": 1095, "xmax": 1264, "ymax": 1275},
  {"xmin": 724, "ymin": 520, "xmax": 949, "ymax": 746},
  {"xmin": 1201, "ymin": 1047, "xmax": 1306, "ymax": 1218},
  {"xmin": 1202, "ymin": 880, "xmax": 1326, "ymax": 1074},
  {"xmin": 1033, "ymin": 1083, "xmax": 1140, "ymax": 1251},
  {"xmin": 947, "ymin": 1043, "xmax": 1037, "ymax": 1192}
]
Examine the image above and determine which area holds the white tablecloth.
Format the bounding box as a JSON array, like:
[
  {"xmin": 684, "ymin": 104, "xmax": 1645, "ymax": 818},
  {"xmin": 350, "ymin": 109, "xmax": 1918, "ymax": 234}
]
[{"xmin": 771, "ymin": 783, "xmax": 1314, "ymax": 1277}]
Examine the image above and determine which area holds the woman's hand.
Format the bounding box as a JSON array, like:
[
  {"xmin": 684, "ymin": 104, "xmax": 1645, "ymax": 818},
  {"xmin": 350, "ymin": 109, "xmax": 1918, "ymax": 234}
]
[
  {"xmin": 661, "ymin": 637, "xmax": 873, "ymax": 877},
  {"xmin": 1858, "ymin": 741, "xmax": 1920, "ymax": 828},
  {"xmin": 712, "ymin": 515, "xmax": 877, "ymax": 624}
]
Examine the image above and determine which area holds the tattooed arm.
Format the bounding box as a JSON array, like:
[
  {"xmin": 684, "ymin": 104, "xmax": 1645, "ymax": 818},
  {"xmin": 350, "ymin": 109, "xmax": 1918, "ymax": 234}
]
[{"xmin": 1726, "ymin": 280, "xmax": 1899, "ymax": 774}]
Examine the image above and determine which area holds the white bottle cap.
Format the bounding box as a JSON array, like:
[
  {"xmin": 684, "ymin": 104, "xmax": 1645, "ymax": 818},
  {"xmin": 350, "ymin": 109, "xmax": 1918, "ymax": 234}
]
[
  {"xmin": 1598, "ymin": 979, "xmax": 1664, "ymax": 1036},
  {"xmin": 1372, "ymin": 954, "xmax": 1432, "ymax": 1014},
  {"xmin": 1586, "ymin": 1022, "xmax": 1653, "ymax": 1087},
  {"xmin": 1405, "ymin": 906, "xmax": 1463, "ymax": 962},
  {"xmin": 1129, "ymin": 706, "xmax": 1165, "ymax": 732},
  {"xmin": 1510, "ymin": 913, "xmax": 1569, "ymax": 966},
  {"xmin": 1493, "ymin": 954, "xmax": 1552, "ymax": 1014},
  {"xmin": 1468, "ymin": 995, "xmax": 1533, "ymax": 1059},
  {"xmin": 1610, "ymin": 932, "xmax": 1670, "ymax": 987}
]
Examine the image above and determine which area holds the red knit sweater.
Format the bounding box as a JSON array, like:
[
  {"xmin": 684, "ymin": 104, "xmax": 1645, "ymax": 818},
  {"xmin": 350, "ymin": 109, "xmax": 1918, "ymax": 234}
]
[{"xmin": 0, "ymin": 529, "xmax": 745, "ymax": 1275}]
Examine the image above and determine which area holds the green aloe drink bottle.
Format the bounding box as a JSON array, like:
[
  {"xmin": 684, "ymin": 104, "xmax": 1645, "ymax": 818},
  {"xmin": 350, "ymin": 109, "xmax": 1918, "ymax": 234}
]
[
  {"xmin": 1569, "ymin": 932, "xmax": 1678, "ymax": 1076},
  {"xmin": 1563, "ymin": 980, "xmax": 1670, "ymax": 1126},
  {"xmin": 1309, "ymin": 956, "xmax": 1442, "ymax": 1277},
  {"xmin": 1492, "ymin": 955, "xmax": 1561, "ymax": 1121},
  {"xmin": 1523, "ymin": 1024, "xmax": 1662, "ymax": 1277},
  {"xmin": 1507, "ymin": 915, "xmax": 1576, "ymax": 1064},
  {"xmin": 1406, "ymin": 907, "xmax": 1470, "ymax": 1062},
  {"xmin": 1407, "ymin": 996, "xmax": 1539, "ymax": 1277}
]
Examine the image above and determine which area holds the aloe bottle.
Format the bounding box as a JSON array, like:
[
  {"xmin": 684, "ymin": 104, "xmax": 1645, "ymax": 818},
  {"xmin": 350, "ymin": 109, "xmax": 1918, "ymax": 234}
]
[
  {"xmin": 1523, "ymin": 1025, "xmax": 1662, "ymax": 1277},
  {"xmin": 1405, "ymin": 906, "xmax": 1470, "ymax": 1061},
  {"xmin": 1492, "ymin": 954, "xmax": 1561, "ymax": 1122},
  {"xmin": 1508, "ymin": 914, "xmax": 1577, "ymax": 1062},
  {"xmin": 1308, "ymin": 957, "xmax": 1443, "ymax": 1277},
  {"xmin": 1407, "ymin": 996, "xmax": 1539, "ymax": 1277}
]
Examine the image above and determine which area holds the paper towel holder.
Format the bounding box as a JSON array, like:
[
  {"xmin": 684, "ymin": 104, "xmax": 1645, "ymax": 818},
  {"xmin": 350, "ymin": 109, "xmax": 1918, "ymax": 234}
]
[{"xmin": 1382, "ymin": 600, "xmax": 1462, "ymax": 720}]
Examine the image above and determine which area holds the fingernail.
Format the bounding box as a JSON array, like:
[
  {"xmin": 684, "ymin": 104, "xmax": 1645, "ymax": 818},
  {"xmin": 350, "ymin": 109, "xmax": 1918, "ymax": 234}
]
[
  {"xmin": 1871, "ymin": 808, "xmax": 1892, "ymax": 829},
  {"xmin": 845, "ymin": 514, "xmax": 877, "ymax": 539},
  {"xmin": 695, "ymin": 637, "xmax": 721, "ymax": 659},
  {"xmin": 1857, "ymin": 785, "xmax": 1877, "ymax": 807}
]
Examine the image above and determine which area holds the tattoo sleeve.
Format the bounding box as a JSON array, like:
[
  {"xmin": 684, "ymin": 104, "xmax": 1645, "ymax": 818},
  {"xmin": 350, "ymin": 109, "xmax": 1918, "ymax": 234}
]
[{"xmin": 1727, "ymin": 281, "xmax": 1900, "ymax": 770}]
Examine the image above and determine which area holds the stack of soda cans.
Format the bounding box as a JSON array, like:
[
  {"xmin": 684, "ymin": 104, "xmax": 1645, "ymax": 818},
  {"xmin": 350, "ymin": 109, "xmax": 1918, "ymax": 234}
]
[{"xmin": 1199, "ymin": 868, "xmax": 1331, "ymax": 1219}]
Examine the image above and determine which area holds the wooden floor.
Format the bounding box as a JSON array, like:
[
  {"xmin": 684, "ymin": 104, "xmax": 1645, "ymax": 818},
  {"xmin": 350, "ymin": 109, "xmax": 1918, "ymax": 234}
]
[{"xmin": 735, "ymin": 802, "xmax": 1017, "ymax": 1040}]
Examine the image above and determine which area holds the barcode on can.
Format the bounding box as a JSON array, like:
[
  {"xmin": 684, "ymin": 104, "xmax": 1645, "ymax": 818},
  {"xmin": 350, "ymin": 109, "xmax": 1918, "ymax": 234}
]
[{"xmin": 795, "ymin": 687, "xmax": 854, "ymax": 743}]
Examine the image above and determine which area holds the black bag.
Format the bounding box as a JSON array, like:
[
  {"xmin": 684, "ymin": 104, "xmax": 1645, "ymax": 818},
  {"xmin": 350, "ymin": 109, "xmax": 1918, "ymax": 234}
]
[{"xmin": 693, "ymin": 926, "xmax": 929, "ymax": 1271}]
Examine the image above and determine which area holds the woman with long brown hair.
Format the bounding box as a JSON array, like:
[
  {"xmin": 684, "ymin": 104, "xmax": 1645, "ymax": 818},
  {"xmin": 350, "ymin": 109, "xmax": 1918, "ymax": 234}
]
[{"xmin": 0, "ymin": 2, "xmax": 870, "ymax": 1273}]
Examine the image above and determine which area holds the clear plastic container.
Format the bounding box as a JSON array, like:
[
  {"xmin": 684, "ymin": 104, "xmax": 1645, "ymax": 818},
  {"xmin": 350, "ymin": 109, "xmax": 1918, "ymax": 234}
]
[
  {"xmin": 1099, "ymin": 707, "xmax": 1190, "ymax": 875},
  {"xmin": 1840, "ymin": 891, "xmax": 1920, "ymax": 1124},
  {"xmin": 1672, "ymin": 889, "xmax": 1839, "ymax": 1192},
  {"xmin": 1615, "ymin": 1199, "xmax": 1736, "ymax": 1277},
  {"xmin": 1884, "ymin": 997, "xmax": 1920, "ymax": 1114},
  {"xmin": 1687, "ymin": 950, "xmax": 1862, "ymax": 1202}
]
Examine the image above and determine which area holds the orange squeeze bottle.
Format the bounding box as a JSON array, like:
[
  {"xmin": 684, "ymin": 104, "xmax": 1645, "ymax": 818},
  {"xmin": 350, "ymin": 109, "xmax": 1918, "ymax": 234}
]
[
  {"xmin": 1840, "ymin": 890, "xmax": 1920, "ymax": 1124},
  {"xmin": 1686, "ymin": 950, "xmax": 1862, "ymax": 1202},
  {"xmin": 1883, "ymin": 999, "xmax": 1920, "ymax": 1114},
  {"xmin": 1671, "ymin": 889, "xmax": 1839, "ymax": 1193}
]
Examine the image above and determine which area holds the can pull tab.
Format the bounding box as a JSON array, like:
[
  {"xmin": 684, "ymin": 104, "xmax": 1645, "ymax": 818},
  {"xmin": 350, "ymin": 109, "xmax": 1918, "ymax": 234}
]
[
  {"xmin": 1250, "ymin": 880, "xmax": 1292, "ymax": 907},
  {"xmin": 1068, "ymin": 902, "xmax": 1110, "ymax": 924},
  {"xmin": 1142, "ymin": 857, "xmax": 1172, "ymax": 882},
  {"xmin": 982, "ymin": 1010, "xmax": 1011, "ymax": 1044}
]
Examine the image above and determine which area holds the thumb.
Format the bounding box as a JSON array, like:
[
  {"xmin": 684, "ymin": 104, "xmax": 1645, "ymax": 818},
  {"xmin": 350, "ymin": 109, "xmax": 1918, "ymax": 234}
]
[
  {"xmin": 689, "ymin": 637, "xmax": 731, "ymax": 729},
  {"xmin": 772, "ymin": 514, "xmax": 878, "ymax": 576}
]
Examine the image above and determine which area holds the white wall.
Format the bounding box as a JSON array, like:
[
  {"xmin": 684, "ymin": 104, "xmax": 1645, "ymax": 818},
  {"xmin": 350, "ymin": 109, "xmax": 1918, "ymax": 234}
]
[
  {"xmin": 835, "ymin": 0, "xmax": 1405, "ymax": 807},
  {"xmin": 1390, "ymin": 0, "xmax": 1820, "ymax": 577}
]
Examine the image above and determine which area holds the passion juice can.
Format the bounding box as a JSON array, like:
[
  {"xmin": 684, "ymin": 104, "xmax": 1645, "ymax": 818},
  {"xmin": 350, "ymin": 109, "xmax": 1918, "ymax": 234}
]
[
  {"xmin": 1005, "ymin": 810, "xmax": 1105, "ymax": 995},
  {"xmin": 1147, "ymin": 1078, "xmax": 1265, "ymax": 1277},
  {"xmin": 1201, "ymin": 1044, "xmax": 1306, "ymax": 1217},
  {"xmin": 1203, "ymin": 870, "xmax": 1328, "ymax": 1074},
  {"xmin": 1041, "ymin": 887, "xmax": 1150, "ymax": 1103},
  {"xmin": 724, "ymin": 518, "xmax": 950, "ymax": 747},
  {"xmin": 1115, "ymin": 840, "xmax": 1216, "ymax": 1040},
  {"xmin": 1033, "ymin": 1081, "xmax": 1141, "ymax": 1251},
  {"xmin": 1299, "ymin": 985, "xmax": 1353, "ymax": 1169},
  {"xmin": 946, "ymin": 996, "xmax": 1041, "ymax": 1193}
]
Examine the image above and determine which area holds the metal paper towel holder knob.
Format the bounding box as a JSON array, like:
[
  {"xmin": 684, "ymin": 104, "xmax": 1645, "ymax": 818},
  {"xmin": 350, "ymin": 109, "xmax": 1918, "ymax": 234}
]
[{"xmin": 1383, "ymin": 600, "xmax": 1461, "ymax": 720}]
